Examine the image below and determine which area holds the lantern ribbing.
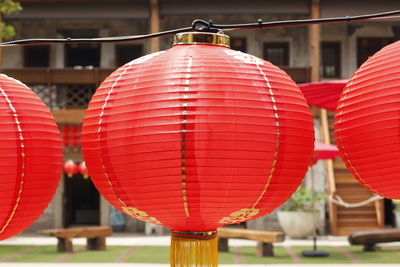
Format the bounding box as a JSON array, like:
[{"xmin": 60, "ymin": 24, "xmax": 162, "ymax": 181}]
[
  {"xmin": 82, "ymin": 32, "xmax": 314, "ymax": 266},
  {"xmin": 0, "ymin": 74, "xmax": 62, "ymax": 241},
  {"xmin": 334, "ymin": 40, "xmax": 400, "ymax": 199},
  {"xmin": 250, "ymin": 55, "xmax": 280, "ymax": 210},
  {"xmin": 181, "ymin": 56, "xmax": 193, "ymax": 218},
  {"xmin": 0, "ymin": 85, "xmax": 25, "ymax": 235}
]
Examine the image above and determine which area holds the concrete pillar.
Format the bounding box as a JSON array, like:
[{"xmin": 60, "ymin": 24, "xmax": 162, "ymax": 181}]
[
  {"xmin": 54, "ymin": 175, "xmax": 64, "ymax": 228},
  {"xmin": 100, "ymin": 196, "xmax": 110, "ymax": 226},
  {"xmin": 53, "ymin": 33, "xmax": 64, "ymax": 68}
]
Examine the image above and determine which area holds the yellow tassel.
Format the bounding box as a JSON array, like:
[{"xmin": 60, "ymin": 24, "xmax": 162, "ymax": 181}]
[{"xmin": 170, "ymin": 231, "xmax": 218, "ymax": 267}]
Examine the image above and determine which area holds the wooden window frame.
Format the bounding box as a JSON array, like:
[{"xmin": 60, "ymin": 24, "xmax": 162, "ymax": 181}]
[
  {"xmin": 263, "ymin": 42, "xmax": 290, "ymax": 67},
  {"xmin": 321, "ymin": 41, "xmax": 341, "ymax": 79},
  {"xmin": 23, "ymin": 45, "xmax": 51, "ymax": 68}
]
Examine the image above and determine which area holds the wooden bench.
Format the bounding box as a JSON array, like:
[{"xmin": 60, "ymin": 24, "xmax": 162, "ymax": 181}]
[
  {"xmin": 40, "ymin": 226, "xmax": 112, "ymax": 253},
  {"xmin": 349, "ymin": 228, "xmax": 400, "ymax": 251},
  {"xmin": 218, "ymin": 227, "xmax": 285, "ymax": 256}
]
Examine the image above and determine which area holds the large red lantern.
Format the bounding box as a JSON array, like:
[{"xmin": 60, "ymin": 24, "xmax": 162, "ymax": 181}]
[
  {"xmin": 335, "ymin": 40, "xmax": 400, "ymax": 199},
  {"xmin": 82, "ymin": 32, "xmax": 314, "ymax": 266},
  {"xmin": 0, "ymin": 74, "xmax": 62, "ymax": 241}
]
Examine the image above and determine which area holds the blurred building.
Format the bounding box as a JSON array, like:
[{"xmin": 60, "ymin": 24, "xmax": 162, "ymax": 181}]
[{"xmin": 2, "ymin": 0, "xmax": 400, "ymax": 235}]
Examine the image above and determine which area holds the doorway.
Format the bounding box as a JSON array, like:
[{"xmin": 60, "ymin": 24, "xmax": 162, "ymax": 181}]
[{"xmin": 63, "ymin": 173, "xmax": 100, "ymax": 227}]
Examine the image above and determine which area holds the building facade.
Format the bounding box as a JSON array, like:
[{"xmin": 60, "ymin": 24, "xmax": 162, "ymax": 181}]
[{"xmin": 3, "ymin": 0, "xmax": 400, "ymax": 235}]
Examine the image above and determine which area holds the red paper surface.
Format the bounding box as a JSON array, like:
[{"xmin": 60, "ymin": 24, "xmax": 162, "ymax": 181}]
[
  {"xmin": 82, "ymin": 44, "xmax": 314, "ymax": 231},
  {"xmin": 335, "ymin": 40, "xmax": 400, "ymax": 199},
  {"xmin": 0, "ymin": 74, "xmax": 62, "ymax": 241}
]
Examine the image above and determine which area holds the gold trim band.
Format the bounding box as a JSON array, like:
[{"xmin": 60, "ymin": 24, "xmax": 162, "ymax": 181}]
[
  {"xmin": 172, "ymin": 231, "xmax": 217, "ymax": 237},
  {"xmin": 0, "ymin": 85, "xmax": 25, "ymax": 235},
  {"xmin": 335, "ymin": 57, "xmax": 383, "ymax": 197},
  {"xmin": 181, "ymin": 56, "xmax": 192, "ymax": 218},
  {"xmin": 171, "ymin": 231, "xmax": 218, "ymax": 240},
  {"xmin": 97, "ymin": 62, "xmax": 135, "ymax": 208},
  {"xmin": 251, "ymin": 55, "xmax": 280, "ymax": 209},
  {"xmin": 174, "ymin": 32, "xmax": 230, "ymax": 48}
]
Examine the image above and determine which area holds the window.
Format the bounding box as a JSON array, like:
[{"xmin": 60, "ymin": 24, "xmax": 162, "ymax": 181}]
[
  {"xmin": 321, "ymin": 42, "xmax": 341, "ymax": 78},
  {"xmin": 230, "ymin": 37, "xmax": 247, "ymax": 52},
  {"xmin": 62, "ymin": 29, "xmax": 100, "ymax": 67},
  {"xmin": 115, "ymin": 44, "xmax": 143, "ymax": 66},
  {"xmin": 24, "ymin": 46, "xmax": 50, "ymax": 67},
  {"xmin": 65, "ymin": 43, "xmax": 100, "ymax": 67},
  {"xmin": 357, "ymin": 38, "xmax": 394, "ymax": 67},
  {"xmin": 263, "ymin": 42, "xmax": 289, "ymax": 66}
]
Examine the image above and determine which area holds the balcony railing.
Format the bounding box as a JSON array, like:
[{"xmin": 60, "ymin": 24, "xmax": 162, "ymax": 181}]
[
  {"xmin": 3, "ymin": 68, "xmax": 114, "ymax": 111},
  {"xmin": 3, "ymin": 68, "xmax": 114, "ymax": 85},
  {"xmin": 3, "ymin": 67, "xmax": 310, "ymax": 123}
]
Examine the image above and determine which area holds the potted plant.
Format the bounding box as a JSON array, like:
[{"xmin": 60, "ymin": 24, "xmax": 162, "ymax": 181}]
[{"xmin": 277, "ymin": 187, "xmax": 326, "ymax": 239}]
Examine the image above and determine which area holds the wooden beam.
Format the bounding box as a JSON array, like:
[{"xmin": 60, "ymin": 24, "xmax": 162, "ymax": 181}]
[
  {"xmin": 349, "ymin": 228, "xmax": 400, "ymax": 245},
  {"xmin": 0, "ymin": 13, "xmax": 3, "ymax": 71},
  {"xmin": 40, "ymin": 226, "xmax": 112, "ymax": 239},
  {"xmin": 52, "ymin": 109, "xmax": 85, "ymax": 124},
  {"xmin": 375, "ymin": 199, "xmax": 384, "ymax": 227},
  {"xmin": 310, "ymin": 0, "xmax": 320, "ymax": 82},
  {"xmin": 3, "ymin": 68, "xmax": 114, "ymax": 84},
  {"xmin": 150, "ymin": 0, "xmax": 160, "ymax": 53},
  {"xmin": 218, "ymin": 228, "xmax": 284, "ymax": 243},
  {"xmin": 310, "ymin": 0, "xmax": 338, "ymax": 235}
]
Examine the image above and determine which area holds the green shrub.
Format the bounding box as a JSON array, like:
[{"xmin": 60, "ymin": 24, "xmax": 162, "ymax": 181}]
[{"xmin": 280, "ymin": 187, "xmax": 326, "ymax": 212}]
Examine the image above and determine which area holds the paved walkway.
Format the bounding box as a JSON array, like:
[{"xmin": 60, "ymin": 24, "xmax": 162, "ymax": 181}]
[
  {"xmin": 3, "ymin": 234, "xmax": 400, "ymax": 247},
  {"xmin": 0, "ymin": 264, "xmax": 400, "ymax": 267},
  {"xmin": 0, "ymin": 234, "xmax": 353, "ymax": 247},
  {"xmin": 2, "ymin": 235, "xmax": 400, "ymax": 266}
]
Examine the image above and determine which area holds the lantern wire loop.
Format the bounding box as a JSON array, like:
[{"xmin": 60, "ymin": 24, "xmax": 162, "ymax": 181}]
[{"xmin": 1, "ymin": 9, "xmax": 400, "ymax": 47}]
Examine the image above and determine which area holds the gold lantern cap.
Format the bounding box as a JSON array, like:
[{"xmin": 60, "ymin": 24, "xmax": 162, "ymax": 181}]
[{"xmin": 173, "ymin": 32, "xmax": 230, "ymax": 48}]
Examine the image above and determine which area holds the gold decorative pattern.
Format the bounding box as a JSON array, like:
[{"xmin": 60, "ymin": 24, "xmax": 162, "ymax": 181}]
[
  {"xmin": 122, "ymin": 207, "xmax": 162, "ymax": 225},
  {"xmin": 218, "ymin": 53, "xmax": 281, "ymax": 225},
  {"xmin": 335, "ymin": 58, "xmax": 383, "ymax": 197},
  {"xmin": 219, "ymin": 208, "xmax": 259, "ymax": 224},
  {"xmin": 250, "ymin": 55, "xmax": 281, "ymax": 209},
  {"xmin": 181, "ymin": 56, "xmax": 193, "ymax": 217},
  {"xmin": 96, "ymin": 52, "xmax": 167, "ymax": 225},
  {"xmin": 0, "ymin": 85, "xmax": 25, "ymax": 234},
  {"xmin": 97, "ymin": 62, "xmax": 135, "ymax": 208}
]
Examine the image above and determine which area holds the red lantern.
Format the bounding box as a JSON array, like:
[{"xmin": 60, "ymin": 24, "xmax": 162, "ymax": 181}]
[
  {"xmin": 63, "ymin": 160, "xmax": 78, "ymax": 178},
  {"xmin": 0, "ymin": 74, "xmax": 62, "ymax": 241},
  {"xmin": 82, "ymin": 32, "xmax": 314, "ymax": 266},
  {"xmin": 79, "ymin": 161, "xmax": 89, "ymax": 179},
  {"xmin": 335, "ymin": 40, "xmax": 400, "ymax": 199}
]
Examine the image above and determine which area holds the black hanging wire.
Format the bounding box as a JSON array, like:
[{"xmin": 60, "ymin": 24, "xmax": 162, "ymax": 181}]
[{"xmin": 1, "ymin": 9, "xmax": 400, "ymax": 47}]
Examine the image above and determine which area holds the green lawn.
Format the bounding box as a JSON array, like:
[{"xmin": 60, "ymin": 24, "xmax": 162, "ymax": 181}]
[
  {"xmin": 1, "ymin": 245, "xmax": 400, "ymax": 263},
  {"xmin": 65, "ymin": 246, "xmax": 132, "ymax": 263},
  {"xmin": 2, "ymin": 245, "xmax": 64, "ymax": 262}
]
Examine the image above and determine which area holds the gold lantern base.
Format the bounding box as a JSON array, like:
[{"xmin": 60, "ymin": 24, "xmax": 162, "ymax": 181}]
[{"xmin": 170, "ymin": 231, "xmax": 218, "ymax": 267}]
